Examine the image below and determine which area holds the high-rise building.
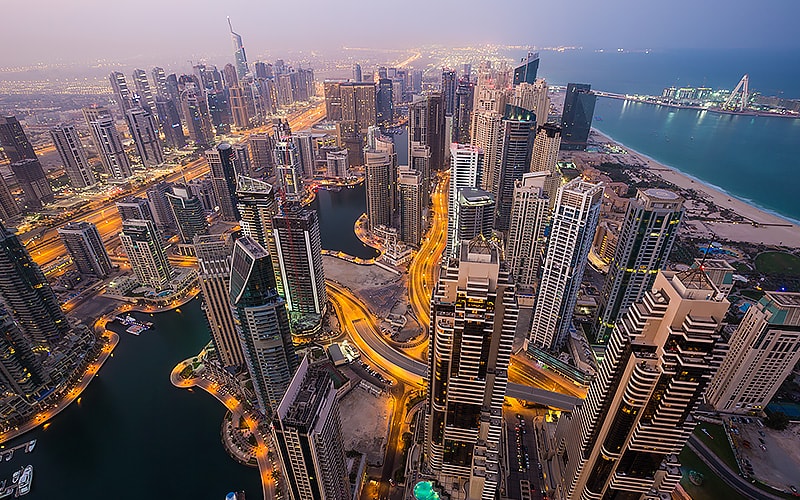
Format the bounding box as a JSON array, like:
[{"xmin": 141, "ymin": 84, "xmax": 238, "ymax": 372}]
[
  {"xmin": 126, "ymin": 108, "xmax": 163, "ymax": 167},
  {"xmin": 408, "ymin": 94, "xmax": 445, "ymax": 171},
  {"xmin": 494, "ymin": 109, "xmax": 535, "ymax": 231},
  {"xmin": 513, "ymin": 79, "xmax": 550, "ymax": 128},
  {"xmin": 228, "ymin": 17, "xmax": 249, "ymax": 80},
  {"xmin": 155, "ymin": 97, "xmax": 187, "ymax": 149},
  {"xmin": 376, "ymin": 78, "xmax": 394, "ymax": 125},
  {"xmin": 325, "ymin": 149, "xmax": 348, "ymax": 178},
  {"xmin": 0, "ymin": 116, "xmax": 36, "ymax": 163},
  {"xmin": 0, "ymin": 312, "xmax": 46, "ymax": 400},
  {"xmin": 272, "ymin": 356, "xmax": 351, "ymax": 500},
  {"xmin": 512, "ymin": 51, "xmax": 539, "ymax": 86},
  {"xmin": 530, "ymin": 123, "xmax": 561, "ymax": 176},
  {"xmin": 692, "ymin": 258, "xmax": 735, "ymax": 298},
  {"xmin": 229, "ymin": 236, "xmax": 296, "ymax": 414},
  {"xmin": 119, "ymin": 219, "xmax": 172, "ymax": 291},
  {"xmin": 89, "ymin": 116, "xmax": 133, "ymax": 180},
  {"xmin": 0, "ymin": 175, "xmax": 20, "ymax": 221},
  {"xmin": 593, "ymin": 189, "xmax": 684, "ymax": 344},
  {"xmin": 206, "ymin": 143, "xmax": 241, "ymax": 221},
  {"xmin": 0, "ymin": 222, "xmax": 70, "ymax": 349},
  {"xmin": 707, "ymin": 291, "xmax": 800, "ymax": 414},
  {"xmin": 146, "ymin": 182, "xmax": 176, "ymax": 232},
  {"xmin": 397, "ymin": 166, "xmax": 422, "ymax": 247},
  {"xmin": 424, "ymin": 236, "xmax": 518, "ymax": 500},
  {"xmin": 57, "ymin": 221, "xmax": 112, "ymax": 278},
  {"xmin": 447, "ymin": 144, "xmax": 483, "ymax": 256},
  {"xmin": 323, "ymin": 80, "xmax": 345, "ymax": 122},
  {"xmin": 340, "ymin": 82, "xmax": 377, "ymax": 133},
  {"xmin": 181, "ymin": 83, "xmax": 213, "ymax": 146},
  {"xmin": 552, "ymin": 270, "xmax": 729, "ymax": 499},
  {"xmin": 194, "ymin": 234, "xmax": 244, "ymax": 370},
  {"xmin": 441, "ymin": 68, "xmax": 457, "ymax": 116},
  {"xmin": 529, "ymin": 178, "xmax": 602, "ymax": 350},
  {"xmin": 273, "ymin": 204, "xmax": 327, "ymax": 320},
  {"xmin": 560, "ymin": 83, "xmax": 596, "ymax": 151},
  {"xmin": 506, "ymin": 172, "xmax": 549, "ymax": 288},
  {"xmin": 229, "ymin": 86, "xmax": 251, "ymax": 129},
  {"xmin": 364, "ymin": 149, "xmax": 394, "ymax": 230},
  {"xmin": 254, "ymin": 61, "xmax": 273, "ymax": 80},
  {"xmin": 50, "ymin": 124, "xmax": 97, "ymax": 189},
  {"xmin": 291, "ymin": 133, "xmax": 316, "ymax": 179},
  {"xmin": 454, "ymin": 188, "xmax": 495, "ymax": 244},
  {"xmin": 151, "ymin": 67, "xmax": 168, "ymax": 98},
  {"xmin": 353, "ymin": 63, "xmax": 362, "ymax": 82},
  {"xmin": 109, "ymin": 71, "xmax": 133, "ymax": 115},
  {"xmin": 409, "ymin": 142, "xmax": 431, "ymax": 208},
  {"xmin": 10, "ymin": 159, "xmax": 53, "ymax": 210},
  {"xmin": 469, "ymin": 110, "xmax": 503, "ymax": 196},
  {"xmin": 131, "ymin": 69, "xmax": 156, "ymax": 112},
  {"xmin": 236, "ymin": 175, "xmax": 284, "ymax": 298},
  {"xmin": 207, "ymin": 89, "xmax": 232, "ymax": 135},
  {"xmin": 248, "ymin": 134, "xmax": 276, "ymax": 176},
  {"xmin": 274, "ymin": 141, "xmax": 305, "ymax": 202},
  {"xmin": 453, "ymin": 78, "xmax": 475, "ymax": 143},
  {"xmin": 116, "ymin": 196, "xmax": 154, "ymax": 225},
  {"xmin": 166, "ymin": 185, "xmax": 208, "ymax": 244}
]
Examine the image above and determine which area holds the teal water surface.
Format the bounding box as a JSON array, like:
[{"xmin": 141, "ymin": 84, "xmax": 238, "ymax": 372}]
[{"xmin": 592, "ymin": 97, "xmax": 800, "ymax": 223}]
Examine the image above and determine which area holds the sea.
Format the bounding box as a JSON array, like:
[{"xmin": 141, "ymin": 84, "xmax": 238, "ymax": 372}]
[{"xmin": 508, "ymin": 48, "xmax": 800, "ymax": 223}]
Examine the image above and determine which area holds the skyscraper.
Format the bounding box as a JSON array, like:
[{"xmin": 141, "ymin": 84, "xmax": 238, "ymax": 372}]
[
  {"xmin": 0, "ymin": 222, "xmax": 69, "ymax": 349},
  {"xmin": 441, "ymin": 68, "xmax": 457, "ymax": 116},
  {"xmin": 155, "ymin": 97, "xmax": 187, "ymax": 149},
  {"xmin": 109, "ymin": 71, "xmax": 133, "ymax": 115},
  {"xmin": 194, "ymin": 234, "xmax": 245, "ymax": 370},
  {"xmin": 409, "ymin": 94, "xmax": 446, "ymax": 173},
  {"xmin": 552, "ymin": 270, "xmax": 728, "ymax": 499},
  {"xmin": 376, "ymin": 78, "xmax": 394, "ymax": 125},
  {"xmin": 272, "ymin": 356, "xmax": 351, "ymax": 500},
  {"xmin": 50, "ymin": 124, "xmax": 97, "ymax": 189},
  {"xmin": 230, "ymin": 236, "xmax": 296, "ymax": 414},
  {"xmin": 116, "ymin": 196, "xmax": 155, "ymax": 223},
  {"xmin": 494, "ymin": 108, "xmax": 535, "ymax": 231},
  {"xmin": 0, "ymin": 312, "xmax": 45, "ymax": 400},
  {"xmin": 425, "ymin": 236, "xmax": 518, "ymax": 500},
  {"xmin": 0, "ymin": 175, "xmax": 20, "ymax": 221},
  {"xmin": 229, "ymin": 85, "xmax": 251, "ymax": 129},
  {"xmin": 206, "ymin": 143, "xmax": 241, "ymax": 221},
  {"xmin": 119, "ymin": 219, "xmax": 172, "ymax": 291},
  {"xmin": 364, "ymin": 149, "xmax": 394, "ymax": 230},
  {"xmin": 707, "ymin": 291, "xmax": 800, "ymax": 414},
  {"xmin": 181, "ymin": 83, "xmax": 213, "ymax": 146},
  {"xmin": 0, "ymin": 116, "xmax": 37, "ymax": 163},
  {"xmin": 513, "ymin": 79, "xmax": 550, "ymax": 128},
  {"xmin": 236, "ymin": 176, "xmax": 284, "ymax": 299},
  {"xmin": 10, "ymin": 159, "xmax": 53, "ymax": 210},
  {"xmin": 506, "ymin": 172, "xmax": 549, "ymax": 288},
  {"xmin": 409, "ymin": 142, "xmax": 431, "ymax": 208},
  {"xmin": 529, "ymin": 178, "xmax": 602, "ymax": 350},
  {"xmin": 248, "ymin": 134, "xmax": 276, "ymax": 175},
  {"xmin": 151, "ymin": 67, "xmax": 168, "ymax": 98},
  {"xmin": 353, "ymin": 63, "xmax": 362, "ymax": 82},
  {"xmin": 146, "ymin": 182, "xmax": 177, "ymax": 232},
  {"xmin": 340, "ymin": 82, "xmax": 377, "ymax": 133},
  {"xmin": 593, "ymin": 189, "xmax": 684, "ymax": 344},
  {"xmin": 560, "ymin": 83, "xmax": 596, "ymax": 151},
  {"xmin": 126, "ymin": 108, "xmax": 163, "ymax": 167},
  {"xmin": 530, "ymin": 123, "xmax": 561, "ymax": 175},
  {"xmin": 57, "ymin": 221, "xmax": 113, "ymax": 279},
  {"xmin": 131, "ymin": 69, "xmax": 156, "ymax": 112},
  {"xmin": 166, "ymin": 185, "xmax": 208, "ymax": 244},
  {"xmin": 454, "ymin": 188, "xmax": 495, "ymax": 244},
  {"xmin": 447, "ymin": 143, "xmax": 483, "ymax": 256},
  {"xmin": 273, "ymin": 204, "xmax": 327, "ymax": 322},
  {"xmin": 89, "ymin": 116, "xmax": 133, "ymax": 180},
  {"xmin": 453, "ymin": 78, "xmax": 474, "ymax": 143},
  {"xmin": 228, "ymin": 17, "xmax": 248, "ymax": 80},
  {"xmin": 325, "ymin": 149, "xmax": 349, "ymax": 179},
  {"xmin": 397, "ymin": 165, "xmax": 423, "ymax": 247},
  {"xmin": 274, "ymin": 140, "xmax": 305, "ymax": 202},
  {"xmin": 469, "ymin": 110, "xmax": 502, "ymax": 196},
  {"xmin": 512, "ymin": 51, "xmax": 539, "ymax": 86}
]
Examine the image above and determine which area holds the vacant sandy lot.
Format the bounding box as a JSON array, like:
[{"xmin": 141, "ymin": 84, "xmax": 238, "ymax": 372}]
[{"xmin": 339, "ymin": 385, "xmax": 392, "ymax": 465}]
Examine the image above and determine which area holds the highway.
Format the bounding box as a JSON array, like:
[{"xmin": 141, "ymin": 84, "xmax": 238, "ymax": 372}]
[{"xmin": 26, "ymin": 101, "xmax": 327, "ymax": 271}]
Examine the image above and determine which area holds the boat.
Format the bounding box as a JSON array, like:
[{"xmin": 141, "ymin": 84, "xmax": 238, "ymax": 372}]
[
  {"xmin": 24, "ymin": 440, "xmax": 35, "ymax": 453},
  {"xmin": 16, "ymin": 465, "xmax": 32, "ymax": 496},
  {"xmin": 5, "ymin": 450, "xmax": 12, "ymax": 461},
  {"xmin": 11, "ymin": 471, "xmax": 18, "ymax": 484}
]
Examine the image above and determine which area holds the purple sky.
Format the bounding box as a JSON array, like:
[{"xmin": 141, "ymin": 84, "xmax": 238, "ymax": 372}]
[{"xmin": 3, "ymin": 0, "xmax": 800, "ymax": 66}]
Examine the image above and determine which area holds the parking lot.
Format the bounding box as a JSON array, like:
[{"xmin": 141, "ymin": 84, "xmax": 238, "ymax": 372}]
[{"xmin": 726, "ymin": 416, "xmax": 800, "ymax": 495}]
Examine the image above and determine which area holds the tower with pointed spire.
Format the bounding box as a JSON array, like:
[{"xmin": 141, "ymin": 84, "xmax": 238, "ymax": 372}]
[{"xmin": 228, "ymin": 17, "xmax": 248, "ymax": 80}]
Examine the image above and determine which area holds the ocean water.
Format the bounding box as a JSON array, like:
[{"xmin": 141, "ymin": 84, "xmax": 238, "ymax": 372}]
[{"xmin": 506, "ymin": 49, "xmax": 800, "ymax": 222}]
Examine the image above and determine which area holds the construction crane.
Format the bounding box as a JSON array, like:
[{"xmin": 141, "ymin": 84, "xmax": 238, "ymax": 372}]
[{"xmin": 723, "ymin": 74, "xmax": 750, "ymax": 112}]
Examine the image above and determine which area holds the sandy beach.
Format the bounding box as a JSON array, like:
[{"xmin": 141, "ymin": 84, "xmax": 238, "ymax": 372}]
[{"xmin": 570, "ymin": 129, "xmax": 800, "ymax": 248}]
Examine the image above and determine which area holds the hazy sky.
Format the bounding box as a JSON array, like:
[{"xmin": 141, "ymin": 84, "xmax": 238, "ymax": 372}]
[{"xmin": 3, "ymin": 0, "xmax": 800, "ymax": 67}]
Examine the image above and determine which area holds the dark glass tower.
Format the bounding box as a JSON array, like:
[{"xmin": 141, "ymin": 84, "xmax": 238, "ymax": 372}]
[
  {"xmin": 230, "ymin": 236, "xmax": 297, "ymax": 415},
  {"xmin": 0, "ymin": 222, "xmax": 69, "ymax": 349},
  {"xmin": 0, "ymin": 312, "xmax": 46, "ymax": 400},
  {"xmin": 376, "ymin": 78, "xmax": 394, "ymax": 125},
  {"xmin": 0, "ymin": 115, "xmax": 37, "ymax": 163},
  {"xmin": 441, "ymin": 68, "xmax": 457, "ymax": 116},
  {"xmin": 206, "ymin": 143, "xmax": 241, "ymax": 222},
  {"xmin": 494, "ymin": 106, "xmax": 535, "ymax": 231},
  {"xmin": 560, "ymin": 83, "xmax": 596, "ymax": 151},
  {"xmin": 512, "ymin": 51, "xmax": 540, "ymax": 86}
]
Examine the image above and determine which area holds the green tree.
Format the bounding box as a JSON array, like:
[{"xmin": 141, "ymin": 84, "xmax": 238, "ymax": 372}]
[{"xmin": 764, "ymin": 411, "xmax": 790, "ymax": 430}]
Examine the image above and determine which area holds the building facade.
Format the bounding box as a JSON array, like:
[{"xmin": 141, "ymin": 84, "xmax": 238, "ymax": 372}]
[
  {"xmin": 49, "ymin": 124, "xmax": 97, "ymax": 189},
  {"xmin": 119, "ymin": 219, "xmax": 172, "ymax": 291},
  {"xmin": 57, "ymin": 221, "xmax": 113, "ymax": 278}
]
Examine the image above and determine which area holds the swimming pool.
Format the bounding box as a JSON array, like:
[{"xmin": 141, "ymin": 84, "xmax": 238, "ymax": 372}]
[{"xmin": 413, "ymin": 481, "xmax": 441, "ymax": 500}]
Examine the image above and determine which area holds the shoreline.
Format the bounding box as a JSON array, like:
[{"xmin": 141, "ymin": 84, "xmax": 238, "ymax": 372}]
[{"xmin": 583, "ymin": 128, "xmax": 800, "ymax": 247}]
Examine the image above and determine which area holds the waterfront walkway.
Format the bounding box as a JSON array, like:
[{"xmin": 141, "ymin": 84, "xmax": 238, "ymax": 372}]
[{"xmin": 171, "ymin": 356, "xmax": 276, "ymax": 500}]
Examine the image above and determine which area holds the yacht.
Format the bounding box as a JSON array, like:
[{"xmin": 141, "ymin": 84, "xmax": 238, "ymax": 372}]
[{"xmin": 16, "ymin": 465, "xmax": 32, "ymax": 496}]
